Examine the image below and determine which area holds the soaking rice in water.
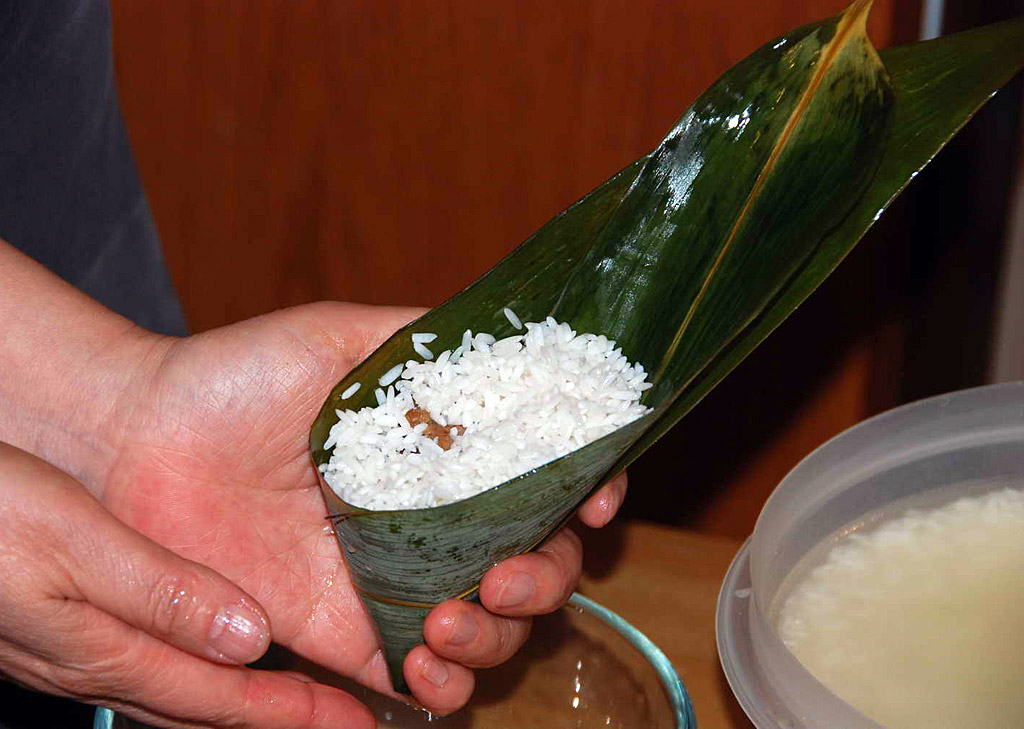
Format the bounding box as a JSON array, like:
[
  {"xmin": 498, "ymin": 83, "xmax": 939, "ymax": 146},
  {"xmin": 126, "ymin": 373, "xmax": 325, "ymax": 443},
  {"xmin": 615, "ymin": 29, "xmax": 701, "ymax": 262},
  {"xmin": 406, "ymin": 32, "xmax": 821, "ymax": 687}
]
[{"xmin": 320, "ymin": 316, "xmax": 651, "ymax": 510}]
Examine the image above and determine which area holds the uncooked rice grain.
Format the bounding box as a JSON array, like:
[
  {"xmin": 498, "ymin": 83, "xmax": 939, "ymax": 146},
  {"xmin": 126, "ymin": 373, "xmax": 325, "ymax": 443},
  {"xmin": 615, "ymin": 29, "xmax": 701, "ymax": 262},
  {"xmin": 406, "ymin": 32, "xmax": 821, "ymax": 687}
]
[
  {"xmin": 320, "ymin": 316, "xmax": 651, "ymax": 510},
  {"xmin": 504, "ymin": 307, "xmax": 523, "ymax": 329},
  {"xmin": 340, "ymin": 382, "xmax": 362, "ymax": 400},
  {"xmin": 379, "ymin": 364, "xmax": 405, "ymax": 387},
  {"xmin": 413, "ymin": 341, "xmax": 434, "ymax": 360}
]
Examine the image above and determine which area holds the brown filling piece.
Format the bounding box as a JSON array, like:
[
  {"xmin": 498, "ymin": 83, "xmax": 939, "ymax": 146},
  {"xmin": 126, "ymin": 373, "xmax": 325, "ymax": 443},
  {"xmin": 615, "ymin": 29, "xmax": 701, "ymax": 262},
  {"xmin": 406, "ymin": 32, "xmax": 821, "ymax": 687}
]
[{"xmin": 405, "ymin": 407, "xmax": 466, "ymax": 451}]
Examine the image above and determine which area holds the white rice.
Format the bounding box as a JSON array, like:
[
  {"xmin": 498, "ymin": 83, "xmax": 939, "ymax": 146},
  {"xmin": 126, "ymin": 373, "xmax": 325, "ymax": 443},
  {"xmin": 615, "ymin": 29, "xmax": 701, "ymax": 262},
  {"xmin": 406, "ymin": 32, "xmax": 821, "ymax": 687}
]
[
  {"xmin": 340, "ymin": 382, "xmax": 361, "ymax": 400},
  {"xmin": 412, "ymin": 332, "xmax": 438, "ymax": 344},
  {"xmin": 413, "ymin": 341, "xmax": 434, "ymax": 360},
  {"xmin": 378, "ymin": 364, "xmax": 405, "ymax": 387},
  {"xmin": 320, "ymin": 316, "xmax": 652, "ymax": 510},
  {"xmin": 504, "ymin": 307, "xmax": 523, "ymax": 329},
  {"xmin": 776, "ymin": 488, "xmax": 1024, "ymax": 729}
]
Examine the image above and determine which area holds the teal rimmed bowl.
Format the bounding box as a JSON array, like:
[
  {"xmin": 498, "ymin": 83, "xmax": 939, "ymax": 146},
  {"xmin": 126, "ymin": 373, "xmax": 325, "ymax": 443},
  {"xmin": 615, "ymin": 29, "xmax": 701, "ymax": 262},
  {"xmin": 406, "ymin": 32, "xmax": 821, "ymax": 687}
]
[{"xmin": 96, "ymin": 592, "xmax": 695, "ymax": 728}]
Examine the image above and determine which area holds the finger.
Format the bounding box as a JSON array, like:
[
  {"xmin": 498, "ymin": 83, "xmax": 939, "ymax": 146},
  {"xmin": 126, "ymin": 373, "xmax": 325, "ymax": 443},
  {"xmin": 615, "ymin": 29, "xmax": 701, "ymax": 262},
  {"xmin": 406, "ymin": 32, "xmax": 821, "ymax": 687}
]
[
  {"xmin": 8, "ymin": 608, "xmax": 375, "ymax": 729},
  {"xmin": 353, "ymin": 304, "xmax": 429, "ymax": 358},
  {"xmin": 70, "ymin": 508, "xmax": 273, "ymax": 666},
  {"xmin": 2, "ymin": 445, "xmax": 271, "ymax": 666},
  {"xmin": 479, "ymin": 527, "xmax": 583, "ymax": 617},
  {"xmin": 578, "ymin": 471, "xmax": 629, "ymax": 528},
  {"xmin": 403, "ymin": 645, "xmax": 474, "ymax": 716},
  {"xmin": 0, "ymin": 445, "xmax": 374, "ymax": 727},
  {"xmin": 110, "ymin": 666, "xmax": 376, "ymax": 729},
  {"xmin": 423, "ymin": 600, "xmax": 531, "ymax": 668},
  {"xmin": 292, "ymin": 301, "xmax": 428, "ymax": 362}
]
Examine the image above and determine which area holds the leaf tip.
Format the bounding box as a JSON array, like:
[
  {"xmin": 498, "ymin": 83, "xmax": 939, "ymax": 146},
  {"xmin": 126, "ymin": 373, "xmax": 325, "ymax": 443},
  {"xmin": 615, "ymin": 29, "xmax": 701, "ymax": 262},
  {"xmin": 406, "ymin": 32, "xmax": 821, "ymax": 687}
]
[{"xmin": 844, "ymin": 0, "xmax": 875, "ymax": 36}]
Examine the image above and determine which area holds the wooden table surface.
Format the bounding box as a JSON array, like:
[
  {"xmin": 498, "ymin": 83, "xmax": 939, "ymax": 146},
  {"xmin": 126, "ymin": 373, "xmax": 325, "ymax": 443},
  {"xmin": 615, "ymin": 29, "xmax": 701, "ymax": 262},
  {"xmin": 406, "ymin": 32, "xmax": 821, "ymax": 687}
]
[{"xmin": 577, "ymin": 519, "xmax": 754, "ymax": 729}]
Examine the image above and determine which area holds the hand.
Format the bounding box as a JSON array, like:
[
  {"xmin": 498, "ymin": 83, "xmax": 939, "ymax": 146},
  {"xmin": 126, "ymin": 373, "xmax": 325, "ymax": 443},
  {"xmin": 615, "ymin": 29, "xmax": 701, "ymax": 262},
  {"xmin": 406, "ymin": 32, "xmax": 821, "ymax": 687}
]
[
  {"xmin": 0, "ymin": 245, "xmax": 628, "ymax": 723},
  {"xmin": 89, "ymin": 302, "xmax": 628, "ymax": 717},
  {"xmin": 0, "ymin": 442, "xmax": 375, "ymax": 728}
]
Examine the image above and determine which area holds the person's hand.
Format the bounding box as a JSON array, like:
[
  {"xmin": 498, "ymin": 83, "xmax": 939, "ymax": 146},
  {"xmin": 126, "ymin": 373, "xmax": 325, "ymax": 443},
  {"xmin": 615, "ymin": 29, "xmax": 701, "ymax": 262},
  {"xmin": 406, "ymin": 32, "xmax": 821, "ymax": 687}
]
[
  {"xmin": 0, "ymin": 244, "xmax": 629, "ymax": 723},
  {"xmin": 86, "ymin": 302, "xmax": 628, "ymax": 717},
  {"xmin": 0, "ymin": 442, "xmax": 375, "ymax": 728}
]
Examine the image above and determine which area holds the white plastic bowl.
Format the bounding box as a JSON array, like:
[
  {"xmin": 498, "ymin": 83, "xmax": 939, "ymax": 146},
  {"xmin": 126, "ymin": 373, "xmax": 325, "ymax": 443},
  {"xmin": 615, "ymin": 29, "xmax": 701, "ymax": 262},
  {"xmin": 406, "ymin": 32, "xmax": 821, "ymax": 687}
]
[{"xmin": 716, "ymin": 382, "xmax": 1024, "ymax": 727}]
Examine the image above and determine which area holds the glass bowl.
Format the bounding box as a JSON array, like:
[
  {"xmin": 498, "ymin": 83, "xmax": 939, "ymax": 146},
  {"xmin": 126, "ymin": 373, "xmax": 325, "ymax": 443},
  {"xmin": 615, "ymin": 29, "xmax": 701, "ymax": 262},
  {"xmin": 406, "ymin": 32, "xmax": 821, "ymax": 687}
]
[
  {"xmin": 96, "ymin": 592, "xmax": 695, "ymax": 728},
  {"xmin": 716, "ymin": 382, "xmax": 1024, "ymax": 728}
]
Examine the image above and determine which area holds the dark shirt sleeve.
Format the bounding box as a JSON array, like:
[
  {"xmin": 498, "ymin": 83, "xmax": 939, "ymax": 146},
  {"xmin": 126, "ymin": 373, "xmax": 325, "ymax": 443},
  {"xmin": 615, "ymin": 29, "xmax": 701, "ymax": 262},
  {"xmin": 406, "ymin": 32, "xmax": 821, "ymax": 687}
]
[{"xmin": 0, "ymin": 0, "xmax": 187, "ymax": 337}]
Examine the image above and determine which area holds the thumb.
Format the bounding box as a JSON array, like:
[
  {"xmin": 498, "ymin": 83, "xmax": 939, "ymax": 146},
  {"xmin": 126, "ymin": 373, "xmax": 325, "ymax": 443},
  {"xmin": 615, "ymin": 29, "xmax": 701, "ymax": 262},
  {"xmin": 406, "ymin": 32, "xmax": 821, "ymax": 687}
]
[{"xmin": 5, "ymin": 447, "xmax": 273, "ymax": 665}]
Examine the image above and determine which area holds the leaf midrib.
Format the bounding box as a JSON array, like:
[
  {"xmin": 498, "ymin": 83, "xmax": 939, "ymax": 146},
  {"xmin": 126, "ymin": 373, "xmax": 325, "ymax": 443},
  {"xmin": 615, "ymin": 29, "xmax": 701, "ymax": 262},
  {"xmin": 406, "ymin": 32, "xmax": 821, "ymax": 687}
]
[{"xmin": 650, "ymin": 0, "xmax": 874, "ymax": 385}]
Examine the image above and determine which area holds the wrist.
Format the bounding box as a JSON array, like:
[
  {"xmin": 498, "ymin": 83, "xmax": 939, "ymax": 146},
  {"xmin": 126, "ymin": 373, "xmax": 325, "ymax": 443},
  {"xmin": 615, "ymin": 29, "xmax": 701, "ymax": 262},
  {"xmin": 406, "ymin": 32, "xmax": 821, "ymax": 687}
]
[
  {"xmin": 0, "ymin": 240, "xmax": 174, "ymax": 491},
  {"xmin": 55, "ymin": 325, "xmax": 173, "ymax": 491}
]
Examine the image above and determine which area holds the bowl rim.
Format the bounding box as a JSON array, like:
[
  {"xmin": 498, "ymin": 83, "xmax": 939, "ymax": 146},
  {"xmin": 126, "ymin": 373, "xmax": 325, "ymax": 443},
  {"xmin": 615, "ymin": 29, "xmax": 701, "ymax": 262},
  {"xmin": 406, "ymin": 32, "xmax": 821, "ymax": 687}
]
[
  {"xmin": 716, "ymin": 540, "xmax": 880, "ymax": 728},
  {"xmin": 717, "ymin": 539, "xmax": 770, "ymax": 727},
  {"xmin": 569, "ymin": 592, "xmax": 697, "ymax": 728}
]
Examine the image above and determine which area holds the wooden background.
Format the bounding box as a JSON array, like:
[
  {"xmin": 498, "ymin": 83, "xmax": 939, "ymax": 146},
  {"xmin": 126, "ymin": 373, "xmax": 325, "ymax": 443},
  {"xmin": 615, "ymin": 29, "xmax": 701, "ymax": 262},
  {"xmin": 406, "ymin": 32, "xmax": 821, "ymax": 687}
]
[{"xmin": 110, "ymin": 0, "xmax": 928, "ymax": 539}]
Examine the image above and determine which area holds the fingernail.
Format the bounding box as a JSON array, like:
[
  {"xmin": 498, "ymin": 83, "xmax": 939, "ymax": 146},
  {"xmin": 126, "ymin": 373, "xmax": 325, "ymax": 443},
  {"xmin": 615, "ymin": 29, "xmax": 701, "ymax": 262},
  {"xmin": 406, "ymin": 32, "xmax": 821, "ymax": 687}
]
[
  {"xmin": 280, "ymin": 671, "xmax": 316, "ymax": 683},
  {"xmin": 446, "ymin": 612, "xmax": 479, "ymax": 647},
  {"xmin": 494, "ymin": 572, "xmax": 535, "ymax": 609},
  {"xmin": 421, "ymin": 658, "xmax": 449, "ymax": 688},
  {"xmin": 209, "ymin": 603, "xmax": 268, "ymax": 664}
]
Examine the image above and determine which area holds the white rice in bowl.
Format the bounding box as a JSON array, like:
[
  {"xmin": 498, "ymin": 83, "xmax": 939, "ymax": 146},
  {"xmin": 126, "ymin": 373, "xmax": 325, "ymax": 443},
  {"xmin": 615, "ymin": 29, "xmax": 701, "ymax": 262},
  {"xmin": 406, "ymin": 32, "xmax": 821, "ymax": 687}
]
[{"xmin": 319, "ymin": 315, "xmax": 652, "ymax": 510}]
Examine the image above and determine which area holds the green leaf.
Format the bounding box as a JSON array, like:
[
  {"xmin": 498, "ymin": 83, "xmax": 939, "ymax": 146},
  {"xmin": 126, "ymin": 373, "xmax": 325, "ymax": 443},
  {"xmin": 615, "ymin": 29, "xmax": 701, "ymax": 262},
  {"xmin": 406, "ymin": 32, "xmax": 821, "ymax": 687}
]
[
  {"xmin": 555, "ymin": 0, "xmax": 892, "ymax": 405},
  {"xmin": 310, "ymin": 4, "xmax": 1024, "ymax": 690},
  {"xmin": 612, "ymin": 14, "xmax": 1024, "ymax": 472}
]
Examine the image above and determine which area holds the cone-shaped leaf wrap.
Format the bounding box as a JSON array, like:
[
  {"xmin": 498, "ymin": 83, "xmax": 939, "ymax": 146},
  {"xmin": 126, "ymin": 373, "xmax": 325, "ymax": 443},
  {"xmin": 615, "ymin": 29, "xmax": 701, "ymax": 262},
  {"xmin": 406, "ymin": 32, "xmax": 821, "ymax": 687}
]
[{"xmin": 311, "ymin": 3, "xmax": 1024, "ymax": 690}]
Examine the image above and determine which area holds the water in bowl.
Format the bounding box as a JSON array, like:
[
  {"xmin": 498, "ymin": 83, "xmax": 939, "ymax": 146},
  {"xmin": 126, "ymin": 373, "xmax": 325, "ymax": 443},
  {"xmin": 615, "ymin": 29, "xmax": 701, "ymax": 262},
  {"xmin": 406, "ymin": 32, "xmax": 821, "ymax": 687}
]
[{"xmin": 774, "ymin": 486, "xmax": 1024, "ymax": 729}]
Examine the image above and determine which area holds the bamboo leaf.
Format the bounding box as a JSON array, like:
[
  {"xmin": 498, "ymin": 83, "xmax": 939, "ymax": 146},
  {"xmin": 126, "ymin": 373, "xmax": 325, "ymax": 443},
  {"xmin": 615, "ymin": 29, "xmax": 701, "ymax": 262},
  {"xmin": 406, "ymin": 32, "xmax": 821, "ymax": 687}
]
[
  {"xmin": 612, "ymin": 15, "xmax": 1024, "ymax": 472},
  {"xmin": 310, "ymin": 5, "xmax": 1024, "ymax": 690},
  {"xmin": 555, "ymin": 0, "xmax": 892, "ymax": 407}
]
